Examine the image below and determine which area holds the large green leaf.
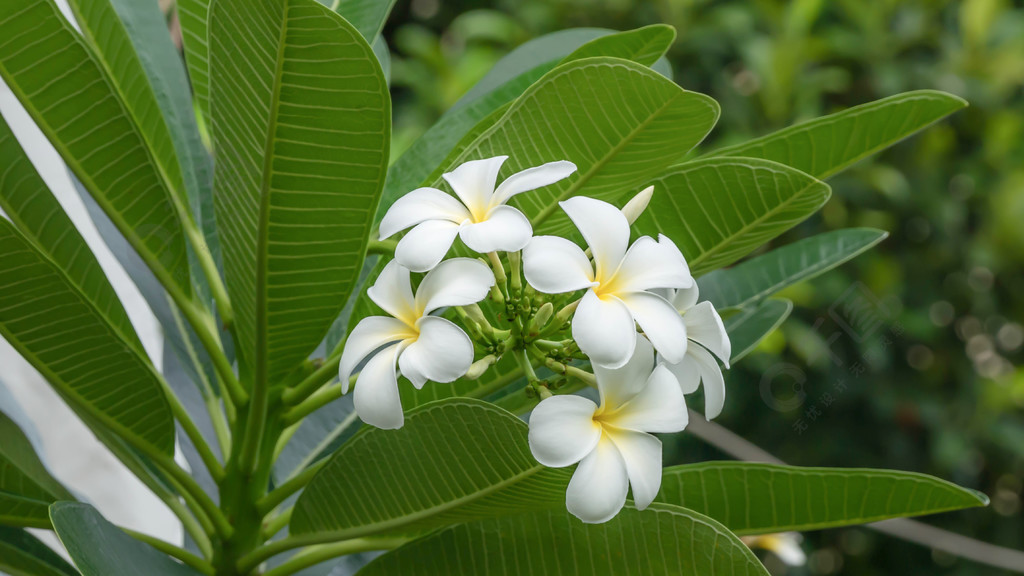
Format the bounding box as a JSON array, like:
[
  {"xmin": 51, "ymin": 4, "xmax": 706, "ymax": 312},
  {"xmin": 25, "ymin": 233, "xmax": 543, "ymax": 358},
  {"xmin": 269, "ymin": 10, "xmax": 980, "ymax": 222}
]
[
  {"xmin": 724, "ymin": 298, "xmax": 793, "ymax": 363},
  {"xmin": 434, "ymin": 57, "xmax": 719, "ymax": 235},
  {"xmin": 0, "ymin": 0, "xmax": 190, "ymax": 293},
  {"xmin": 291, "ymin": 399, "xmax": 569, "ymax": 542},
  {"xmin": 51, "ymin": 502, "xmax": 202, "ymax": 576},
  {"xmin": 379, "ymin": 26, "xmax": 674, "ymax": 222},
  {"xmin": 329, "ymin": 0, "xmax": 396, "ymax": 43},
  {"xmin": 0, "ymin": 412, "xmax": 74, "ymax": 528},
  {"xmin": 699, "ymin": 228, "xmax": 888, "ymax": 310},
  {"xmin": 709, "ymin": 90, "xmax": 967, "ymax": 180},
  {"xmin": 657, "ymin": 462, "xmax": 989, "ymax": 535},
  {"xmin": 209, "ymin": 0, "xmax": 390, "ymax": 384},
  {"xmin": 0, "ymin": 219, "xmax": 175, "ymax": 455},
  {"xmin": 635, "ymin": 157, "xmax": 831, "ymax": 276},
  {"xmin": 359, "ymin": 505, "xmax": 769, "ymax": 576},
  {"xmin": 0, "ymin": 114, "xmax": 140, "ymax": 354},
  {"xmin": 0, "ymin": 525, "xmax": 78, "ymax": 576},
  {"xmin": 177, "ymin": 0, "xmax": 212, "ymax": 125}
]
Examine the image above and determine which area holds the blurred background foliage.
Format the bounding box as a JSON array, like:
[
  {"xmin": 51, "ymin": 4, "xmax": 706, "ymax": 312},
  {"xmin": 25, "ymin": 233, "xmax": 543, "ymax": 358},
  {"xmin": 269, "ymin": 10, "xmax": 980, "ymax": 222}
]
[{"xmin": 379, "ymin": 0, "xmax": 1023, "ymax": 573}]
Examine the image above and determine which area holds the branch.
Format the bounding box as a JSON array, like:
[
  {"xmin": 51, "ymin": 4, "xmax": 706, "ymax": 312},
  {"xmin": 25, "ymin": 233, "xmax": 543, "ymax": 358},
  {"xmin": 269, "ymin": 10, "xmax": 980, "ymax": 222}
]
[
  {"xmin": 261, "ymin": 537, "xmax": 407, "ymax": 576},
  {"xmin": 685, "ymin": 410, "xmax": 1024, "ymax": 574},
  {"xmin": 122, "ymin": 528, "xmax": 214, "ymax": 575}
]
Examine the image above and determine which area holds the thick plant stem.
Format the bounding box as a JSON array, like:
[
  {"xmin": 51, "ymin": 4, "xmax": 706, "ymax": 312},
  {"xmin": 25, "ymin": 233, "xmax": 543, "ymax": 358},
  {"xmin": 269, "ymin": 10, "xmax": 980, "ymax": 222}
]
[
  {"xmin": 124, "ymin": 529, "xmax": 215, "ymax": 575},
  {"xmin": 261, "ymin": 537, "xmax": 408, "ymax": 576}
]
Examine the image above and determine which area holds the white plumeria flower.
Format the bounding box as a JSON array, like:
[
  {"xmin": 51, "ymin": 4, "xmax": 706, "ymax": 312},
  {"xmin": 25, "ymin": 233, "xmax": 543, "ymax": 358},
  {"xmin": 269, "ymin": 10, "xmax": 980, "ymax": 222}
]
[
  {"xmin": 656, "ymin": 284, "xmax": 731, "ymax": 420},
  {"xmin": 339, "ymin": 258, "xmax": 494, "ymax": 429},
  {"xmin": 379, "ymin": 155, "xmax": 577, "ymax": 272},
  {"xmin": 528, "ymin": 338, "xmax": 688, "ymax": 523},
  {"xmin": 742, "ymin": 533, "xmax": 806, "ymax": 566},
  {"xmin": 523, "ymin": 196, "xmax": 693, "ymax": 368}
]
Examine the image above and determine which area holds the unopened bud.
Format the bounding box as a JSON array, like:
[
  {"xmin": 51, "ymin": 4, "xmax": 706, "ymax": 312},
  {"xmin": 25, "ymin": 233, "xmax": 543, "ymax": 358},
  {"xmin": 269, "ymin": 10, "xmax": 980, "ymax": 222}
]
[
  {"xmin": 465, "ymin": 355, "xmax": 497, "ymax": 380},
  {"xmin": 529, "ymin": 302, "xmax": 554, "ymax": 333},
  {"xmin": 622, "ymin": 185, "xmax": 654, "ymax": 225}
]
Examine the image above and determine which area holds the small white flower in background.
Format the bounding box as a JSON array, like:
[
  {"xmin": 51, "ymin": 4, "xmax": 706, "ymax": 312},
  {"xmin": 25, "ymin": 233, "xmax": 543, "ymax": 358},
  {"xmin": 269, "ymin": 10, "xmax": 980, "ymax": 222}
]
[
  {"xmin": 379, "ymin": 155, "xmax": 577, "ymax": 272},
  {"xmin": 523, "ymin": 196, "xmax": 693, "ymax": 368},
  {"xmin": 528, "ymin": 338, "xmax": 688, "ymax": 523},
  {"xmin": 339, "ymin": 258, "xmax": 495, "ymax": 429},
  {"xmin": 742, "ymin": 533, "xmax": 806, "ymax": 566},
  {"xmin": 656, "ymin": 284, "xmax": 732, "ymax": 420}
]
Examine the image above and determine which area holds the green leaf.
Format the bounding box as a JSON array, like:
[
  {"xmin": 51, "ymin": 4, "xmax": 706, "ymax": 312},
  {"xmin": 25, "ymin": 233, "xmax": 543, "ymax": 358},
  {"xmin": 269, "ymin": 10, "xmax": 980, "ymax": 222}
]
[
  {"xmin": 209, "ymin": 0, "xmax": 390, "ymax": 384},
  {"xmin": 434, "ymin": 57, "xmax": 719, "ymax": 236},
  {"xmin": 0, "ymin": 114, "xmax": 141, "ymax": 355},
  {"xmin": 0, "ymin": 412, "xmax": 74, "ymax": 528},
  {"xmin": 562, "ymin": 24, "xmax": 675, "ymax": 65},
  {"xmin": 291, "ymin": 399, "xmax": 569, "ymax": 542},
  {"xmin": 380, "ymin": 27, "xmax": 675, "ymax": 222},
  {"xmin": 709, "ymin": 90, "xmax": 968, "ymax": 180},
  {"xmin": 635, "ymin": 157, "xmax": 831, "ymax": 276},
  {"xmin": 0, "ymin": 525, "xmax": 78, "ymax": 576},
  {"xmin": 0, "ymin": 219, "xmax": 175, "ymax": 455},
  {"xmin": 177, "ymin": 0, "xmax": 212, "ymax": 125},
  {"xmin": 330, "ymin": 0, "xmax": 397, "ymax": 43},
  {"xmin": 0, "ymin": 0, "xmax": 191, "ymax": 293},
  {"xmin": 51, "ymin": 502, "xmax": 202, "ymax": 576},
  {"xmin": 67, "ymin": 0, "xmax": 212, "ymax": 234},
  {"xmin": 359, "ymin": 505, "xmax": 769, "ymax": 576},
  {"xmin": 724, "ymin": 299, "xmax": 793, "ymax": 363},
  {"xmin": 656, "ymin": 462, "xmax": 989, "ymax": 535},
  {"xmin": 699, "ymin": 228, "xmax": 888, "ymax": 310}
]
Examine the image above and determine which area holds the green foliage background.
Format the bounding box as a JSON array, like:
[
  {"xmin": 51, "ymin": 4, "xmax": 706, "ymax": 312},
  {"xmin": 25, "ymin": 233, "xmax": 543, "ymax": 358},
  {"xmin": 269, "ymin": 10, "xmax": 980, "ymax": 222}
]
[{"xmin": 376, "ymin": 0, "xmax": 1023, "ymax": 574}]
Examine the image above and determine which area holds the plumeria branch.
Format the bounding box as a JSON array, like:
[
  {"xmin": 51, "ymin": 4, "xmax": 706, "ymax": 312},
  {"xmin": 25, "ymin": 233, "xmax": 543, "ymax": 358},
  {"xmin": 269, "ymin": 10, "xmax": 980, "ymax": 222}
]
[
  {"xmin": 123, "ymin": 528, "xmax": 215, "ymax": 575},
  {"xmin": 260, "ymin": 537, "xmax": 409, "ymax": 576}
]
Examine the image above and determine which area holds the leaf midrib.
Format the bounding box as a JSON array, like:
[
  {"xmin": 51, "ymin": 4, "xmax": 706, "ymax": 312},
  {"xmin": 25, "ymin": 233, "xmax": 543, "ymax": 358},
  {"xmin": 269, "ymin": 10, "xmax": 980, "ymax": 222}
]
[{"xmin": 679, "ymin": 158, "xmax": 830, "ymax": 270}]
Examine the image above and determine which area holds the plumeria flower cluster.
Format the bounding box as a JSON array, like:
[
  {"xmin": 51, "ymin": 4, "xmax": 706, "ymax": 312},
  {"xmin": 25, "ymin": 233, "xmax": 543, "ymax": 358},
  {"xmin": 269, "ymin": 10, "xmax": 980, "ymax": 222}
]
[{"xmin": 340, "ymin": 155, "xmax": 732, "ymax": 523}]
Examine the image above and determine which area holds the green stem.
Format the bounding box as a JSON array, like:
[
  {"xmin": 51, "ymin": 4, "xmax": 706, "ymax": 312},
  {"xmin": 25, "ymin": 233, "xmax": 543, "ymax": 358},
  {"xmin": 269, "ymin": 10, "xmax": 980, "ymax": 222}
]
[
  {"xmin": 179, "ymin": 298, "xmax": 247, "ymax": 407},
  {"xmin": 282, "ymin": 384, "xmax": 343, "ymax": 425},
  {"xmin": 282, "ymin": 353, "xmax": 342, "ymax": 405},
  {"xmin": 262, "ymin": 507, "xmax": 293, "ymax": 539},
  {"xmin": 257, "ymin": 458, "xmax": 328, "ymax": 515},
  {"xmin": 515, "ymin": 348, "xmax": 539, "ymax": 382},
  {"xmin": 149, "ymin": 449, "xmax": 233, "ymax": 539},
  {"xmin": 541, "ymin": 356, "xmax": 597, "ymax": 387},
  {"xmin": 485, "ymin": 252, "xmax": 506, "ymax": 305},
  {"xmin": 367, "ymin": 238, "xmax": 397, "ymax": 255},
  {"xmin": 261, "ymin": 537, "xmax": 408, "ymax": 576},
  {"xmin": 163, "ymin": 383, "xmax": 225, "ymax": 481},
  {"xmin": 183, "ymin": 221, "xmax": 234, "ymax": 329},
  {"xmin": 206, "ymin": 395, "xmax": 232, "ymax": 461},
  {"xmin": 123, "ymin": 529, "xmax": 215, "ymax": 575},
  {"xmin": 466, "ymin": 365, "xmax": 525, "ymax": 399},
  {"xmin": 160, "ymin": 489, "xmax": 213, "ymax": 558}
]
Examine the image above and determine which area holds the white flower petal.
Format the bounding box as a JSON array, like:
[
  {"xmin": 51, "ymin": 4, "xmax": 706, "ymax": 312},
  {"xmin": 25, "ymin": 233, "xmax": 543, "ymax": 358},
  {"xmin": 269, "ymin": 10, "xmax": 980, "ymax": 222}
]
[
  {"xmin": 565, "ymin": 437, "xmax": 629, "ymax": 524},
  {"xmin": 592, "ymin": 336, "xmax": 656, "ymax": 411},
  {"xmin": 606, "ymin": 364, "xmax": 688, "ymax": 433},
  {"xmin": 397, "ymin": 317, "xmax": 473, "ymax": 389},
  {"xmin": 663, "ymin": 352, "xmax": 702, "ymax": 394},
  {"xmin": 367, "ymin": 260, "xmax": 417, "ymax": 324},
  {"xmin": 394, "ymin": 219, "xmax": 461, "ymax": 273},
  {"xmin": 671, "ymin": 284, "xmax": 699, "ymax": 312},
  {"xmin": 414, "ymin": 257, "xmax": 494, "ymax": 314},
  {"xmin": 458, "ymin": 205, "xmax": 533, "ymax": 253},
  {"xmin": 559, "ymin": 196, "xmax": 629, "ymax": 282},
  {"xmin": 523, "ymin": 235, "xmax": 595, "ymax": 294},
  {"xmin": 612, "ymin": 234, "xmax": 693, "ymax": 293},
  {"xmin": 769, "ymin": 534, "xmax": 807, "ymax": 566},
  {"xmin": 684, "ymin": 301, "xmax": 731, "ymax": 366},
  {"xmin": 683, "ymin": 343, "xmax": 727, "ymax": 420},
  {"xmin": 603, "ymin": 427, "xmax": 663, "ymax": 510},
  {"xmin": 528, "ymin": 395, "xmax": 601, "ymax": 468},
  {"xmin": 491, "ymin": 160, "xmax": 577, "ymax": 206},
  {"xmin": 353, "ymin": 342, "xmax": 406, "ymax": 430},
  {"xmin": 442, "ymin": 156, "xmax": 507, "ymax": 215},
  {"xmin": 378, "ymin": 187, "xmax": 470, "ymax": 240},
  {"xmin": 339, "ymin": 316, "xmax": 415, "ymax": 391},
  {"xmin": 618, "ymin": 291, "xmax": 688, "ymax": 364},
  {"xmin": 573, "ymin": 290, "xmax": 636, "ymax": 369}
]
